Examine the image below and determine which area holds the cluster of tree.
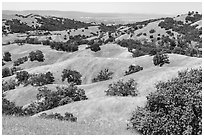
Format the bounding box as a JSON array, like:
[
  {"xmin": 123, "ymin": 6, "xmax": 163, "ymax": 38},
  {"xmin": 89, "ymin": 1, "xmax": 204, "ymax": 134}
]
[
  {"xmin": 116, "ymin": 39, "xmax": 158, "ymax": 57},
  {"xmin": 13, "ymin": 56, "xmax": 28, "ymax": 66},
  {"xmin": 14, "ymin": 39, "xmax": 26, "ymax": 46},
  {"xmin": 24, "ymin": 85, "xmax": 87, "ymax": 115},
  {"xmin": 4, "ymin": 19, "xmax": 34, "ymax": 33},
  {"xmin": 99, "ymin": 23, "xmax": 118, "ymax": 33},
  {"xmin": 37, "ymin": 16, "xmax": 94, "ymax": 31},
  {"xmin": 15, "ymin": 71, "xmax": 55, "ymax": 87},
  {"xmin": 86, "ymin": 39, "xmax": 104, "ymax": 52},
  {"xmin": 117, "ymin": 38, "xmax": 201, "ymax": 58},
  {"xmin": 28, "ymin": 72, "xmax": 55, "ymax": 86},
  {"xmin": 4, "ymin": 15, "xmax": 94, "ymax": 33},
  {"xmin": 127, "ymin": 18, "xmax": 164, "ymax": 30},
  {"xmin": 92, "ymin": 69, "xmax": 113, "ymax": 83},
  {"xmin": 61, "ymin": 69, "xmax": 82, "ymax": 85},
  {"xmin": 2, "ymin": 66, "xmax": 22, "ymax": 78},
  {"xmin": 2, "ymin": 79, "xmax": 19, "ymax": 92},
  {"xmin": 49, "ymin": 41, "xmax": 79, "ymax": 52},
  {"xmin": 39, "ymin": 112, "xmax": 77, "ymax": 122},
  {"xmin": 2, "ymin": 94, "xmax": 24, "ymax": 116},
  {"xmin": 158, "ymin": 17, "xmax": 201, "ymax": 43},
  {"xmin": 28, "ymin": 50, "xmax": 45, "ymax": 62},
  {"xmin": 186, "ymin": 11, "xmax": 202, "ymax": 23},
  {"xmin": 105, "ymin": 79, "xmax": 139, "ymax": 96},
  {"xmin": 2, "ymin": 84, "xmax": 86, "ymax": 118},
  {"xmin": 25, "ymin": 37, "xmax": 42, "ymax": 44},
  {"xmin": 129, "ymin": 68, "xmax": 202, "ymax": 135},
  {"xmin": 125, "ymin": 65, "xmax": 143, "ymax": 75}
]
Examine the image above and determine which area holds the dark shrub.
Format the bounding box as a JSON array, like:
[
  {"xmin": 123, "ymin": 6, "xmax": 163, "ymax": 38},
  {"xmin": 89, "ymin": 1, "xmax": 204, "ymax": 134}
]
[
  {"xmin": 149, "ymin": 48, "xmax": 158, "ymax": 56},
  {"xmin": 2, "ymin": 96, "xmax": 24, "ymax": 116},
  {"xmin": 58, "ymin": 96, "xmax": 73, "ymax": 106},
  {"xmin": 3, "ymin": 52, "xmax": 12, "ymax": 62},
  {"xmin": 2, "ymin": 67, "xmax": 12, "ymax": 78},
  {"xmin": 137, "ymin": 33, "xmax": 142, "ymax": 37},
  {"xmin": 129, "ymin": 68, "xmax": 202, "ymax": 135},
  {"xmin": 62, "ymin": 69, "xmax": 82, "ymax": 85},
  {"xmin": 104, "ymin": 37, "xmax": 115, "ymax": 44},
  {"xmin": 172, "ymin": 47, "xmax": 185, "ymax": 55},
  {"xmin": 16, "ymin": 71, "xmax": 30, "ymax": 84},
  {"xmin": 13, "ymin": 56, "xmax": 28, "ymax": 66},
  {"xmin": 2, "ymin": 60, "xmax": 5, "ymax": 66},
  {"xmin": 132, "ymin": 50, "xmax": 146, "ymax": 57},
  {"xmin": 153, "ymin": 53, "xmax": 170, "ymax": 67},
  {"xmin": 125, "ymin": 65, "xmax": 143, "ymax": 75},
  {"xmin": 28, "ymin": 50, "xmax": 45, "ymax": 62},
  {"xmin": 90, "ymin": 42, "xmax": 101, "ymax": 52},
  {"xmin": 105, "ymin": 79, "xmax": 139, "ymax": 96},
  {"xmin": 149, "ymin": 29, "xmax": 156, "ymax": 33},
  {"xmin": 150, "ymin": 35, "xmax": 154, "ymax": 39},
  {"xmin": 14, "ymin": 39, "xmax": 26, "ymax": 46},
  {"xmin": 42, "ymin": 40, "xmax": 50, "ymax": 45},
  {"xmin": 92, "ymin": 69, "xmax": 113, "ymax": 82}
]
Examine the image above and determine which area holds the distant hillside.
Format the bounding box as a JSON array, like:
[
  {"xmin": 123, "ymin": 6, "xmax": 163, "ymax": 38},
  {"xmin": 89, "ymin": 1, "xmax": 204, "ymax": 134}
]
[
  {"xmin": 2, "ymin": 13, "xmax": 95, "ymax": 33},
  {"xmin": 3, "ymin": 10, "xmax": 171, "ymax": 24}
]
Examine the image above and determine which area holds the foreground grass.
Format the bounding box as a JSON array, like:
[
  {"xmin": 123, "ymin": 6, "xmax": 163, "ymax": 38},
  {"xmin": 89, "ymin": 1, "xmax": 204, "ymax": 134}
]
[{"xmin": 2, "ymin": 115, "xmax": 136, "ymax": 135}]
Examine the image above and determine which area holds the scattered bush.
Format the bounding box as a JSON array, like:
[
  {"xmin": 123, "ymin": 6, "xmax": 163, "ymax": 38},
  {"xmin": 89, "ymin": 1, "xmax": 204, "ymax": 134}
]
[
  {"xmin": 39, "ymin": 112, "xmax": 77, "ymax": 122},
  {"xmin": 125, "ymin": 65, "xmax": 143, "ymax": 75},
  {"xmin": 61, "ymin": 69, "xmax": 82, "ymax": 85},
  {"xmin": 105, "ymin": 79, "xmax": 139, "ymax": 96},
  {"xmin": 129, "ymin": 68, "xmax": 202, "ymax": 135},
  {"xmin": 153, "ymin": 53, "xmax": 170, "ymax": 67},
  {"xmin": 92, "ymin": 69, "xmax": 114, "ymax": 82}
]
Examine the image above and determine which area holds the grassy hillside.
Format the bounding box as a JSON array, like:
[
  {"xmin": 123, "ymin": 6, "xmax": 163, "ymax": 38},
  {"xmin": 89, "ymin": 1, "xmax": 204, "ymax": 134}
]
[
  {"xmin": 2, "ymin": 115, "xmax": 136, "ymax": 135},
  {"xmin": 4, "ymin": 43, "xmax": 201, "ymax": 134}
]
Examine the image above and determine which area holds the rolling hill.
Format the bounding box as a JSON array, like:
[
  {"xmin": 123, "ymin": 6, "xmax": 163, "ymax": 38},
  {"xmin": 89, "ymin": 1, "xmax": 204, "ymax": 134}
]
[{"xmin": 2, "ymin": 10, "xmax": 202, "ymax": 135}]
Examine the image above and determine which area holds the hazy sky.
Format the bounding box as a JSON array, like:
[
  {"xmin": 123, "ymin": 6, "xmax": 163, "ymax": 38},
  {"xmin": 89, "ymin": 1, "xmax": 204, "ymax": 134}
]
[{"xmin": 2, "ymin": 2, "xmax": 202, "ymax": 15}]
